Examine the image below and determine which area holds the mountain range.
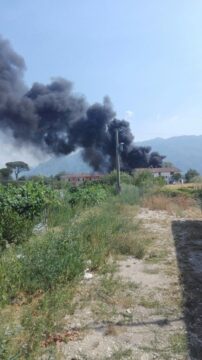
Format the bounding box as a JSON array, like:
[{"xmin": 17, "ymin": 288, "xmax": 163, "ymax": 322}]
[
  {"xmin": 137, "ymin": 135, "xmax": 202, "ymax": 174},
  {"xmin": 28, "ymin": 151, "xmax": 91, "ymax": 177},
  {"xmin": 27, "ymin": 135, "xmax": 202, "ymax": 176}
]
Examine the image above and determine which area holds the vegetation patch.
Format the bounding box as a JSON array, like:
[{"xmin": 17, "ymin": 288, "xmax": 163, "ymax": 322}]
[
  {"xmin": 0, "ymin": 172, "xmax": 192, "ymax": 359},
  {"xmin": 0, "ymin": 182, "xmax": 53, "ymax": 247}
]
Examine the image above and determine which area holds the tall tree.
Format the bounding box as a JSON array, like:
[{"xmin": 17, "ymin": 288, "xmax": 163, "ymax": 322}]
[
  {"xmin": 172, "ymin": 172, "xmax": 182, "ymax": 182},
  {"xmin": 6, "ymin": 161, "xmax": 29, "ymax": 180}
]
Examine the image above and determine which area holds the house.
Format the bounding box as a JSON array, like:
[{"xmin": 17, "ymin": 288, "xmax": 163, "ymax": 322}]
[
  {"xmin": 134, "ymin": 167, "xmax": 181, "ymax": 183},
  {"xmin": 60, "ymin": 173, "xmax": 104, "ymax": 186}
]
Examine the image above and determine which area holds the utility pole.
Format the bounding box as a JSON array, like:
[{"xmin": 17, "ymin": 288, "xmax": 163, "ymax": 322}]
[{"xmin": 115, "ymin": 128, "xmax": 121, "ymax": 193}]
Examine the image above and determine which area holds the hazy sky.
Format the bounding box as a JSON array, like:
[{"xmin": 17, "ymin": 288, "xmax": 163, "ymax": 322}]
[{"xmin": 1, "ymin": 0, "xmax": 202, "ymax": 143}]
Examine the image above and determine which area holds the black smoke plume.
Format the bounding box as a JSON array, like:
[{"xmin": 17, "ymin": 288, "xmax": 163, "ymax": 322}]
[{"xmin": 0, "ymin": 36, "xmax": 165, "ymax": 172}]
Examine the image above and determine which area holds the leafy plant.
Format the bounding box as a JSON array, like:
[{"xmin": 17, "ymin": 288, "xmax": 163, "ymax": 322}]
[
  {"xmin": 69, "ymin": 183, "xmax": 108, "ymax": 207},
  {"xmin": 0, "ymin": 182, "xmax": 54, "ymax": 246}
]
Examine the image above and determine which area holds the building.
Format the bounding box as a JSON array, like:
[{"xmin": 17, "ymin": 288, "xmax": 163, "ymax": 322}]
[
  {"xmin": 134, "ymin": 167, "xmax": 181, "ymax": 183},
  {"xmin": 60, "ymin": 173, "xmax": 104, "ymax": 186}
]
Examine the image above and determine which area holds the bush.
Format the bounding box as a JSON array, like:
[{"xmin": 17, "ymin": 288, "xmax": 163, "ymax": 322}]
[
  {"xmin": 118, "ymin": 184, "xmax": 140, "ymax": 205},
  {"xmin": 0, "ymin": 210, "xmax": 33, "ymax": 247},
  {"xmin": 185, "ymin": 168, "xmax": 199, "ymax": 183},
  {"xmin": 0, "ymin": 182, "xmax": 53, "ymax": 247},
  {"xmin": 69, "ymin": 183, "xmax": 108, "ymax": 207},
  {"xmin": 191, "ymin": 176, "xmax": 202, "ymax": 183},
  {"xmin": 133, "ymin": 170, "xmax": 166, "ymax": 195},
  {"xmin": 103, "ymin": 171, "xmax": 134, "ymax": 186}
]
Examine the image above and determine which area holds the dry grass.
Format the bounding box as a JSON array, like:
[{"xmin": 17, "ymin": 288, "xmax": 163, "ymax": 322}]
[
  {"xmin": 165, "ymin": 183, "xmax": 202, "ymax": 190},
  {"xmin": 142, "ymin": 194, "xmax": 198, "ymax": 215}
]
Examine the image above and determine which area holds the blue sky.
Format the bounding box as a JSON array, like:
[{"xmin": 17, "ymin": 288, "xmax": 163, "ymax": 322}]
[{"xmin": 1, "ymin": 0, "xmax": 202, "ymax": 140}]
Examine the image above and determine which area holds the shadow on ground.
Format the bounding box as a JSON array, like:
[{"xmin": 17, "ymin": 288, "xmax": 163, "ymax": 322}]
[{"xmin": 172, "ymin": 220, "xmax": 202, "ymax": 359}]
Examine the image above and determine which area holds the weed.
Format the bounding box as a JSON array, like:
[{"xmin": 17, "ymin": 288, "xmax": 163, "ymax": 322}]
[
  {"xmin": 0, "ymin": 229, "xmax": 86, "ymax": 303},
  {"xmin": 0, "ymin": 284, "xmax": 76, "ymax": 359},
  {"xmin": 105, "ymin": 348, "xmax": 133, "ymax": 359},
  {"xmin": 139, "ymin": 295, "xmax": 161, "ymax": 309},
  {"xmin": 117, "ymin": 184, "xmax": 140, "ymax": 205},
  {"xmin": 99, "ymin": 275, "xmax": 121, "ymax": 297},
  {"xmin": 146, "ymin": 249, "xmax": 168, "ymax": 264},
  {"xmin": 100, "ymin": 263, "xmax": 118, "ymax": 276},
  {"xmin": 169, "ymin": 332, "xmax": 188, "ymax": 354}
]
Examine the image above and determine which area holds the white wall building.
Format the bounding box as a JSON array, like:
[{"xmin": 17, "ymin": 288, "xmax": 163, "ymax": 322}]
[{"xmin": 135, "ymin": 167, "xmax": 181, "ymax": 183}]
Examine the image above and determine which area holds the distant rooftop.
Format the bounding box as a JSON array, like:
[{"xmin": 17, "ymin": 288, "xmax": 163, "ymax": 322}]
[
  {"xmin": 134, "ymin": 167, "xmax": 181, "ymax": 173},
  {"xmin": 60, "ymin": 173, "xmax": 103, "ymax": 177}
]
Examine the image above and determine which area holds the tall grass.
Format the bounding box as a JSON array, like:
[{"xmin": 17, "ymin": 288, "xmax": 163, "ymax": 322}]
[{"xmin": 117, "ymin": 184, "xmax": 140, "ymax": 205}]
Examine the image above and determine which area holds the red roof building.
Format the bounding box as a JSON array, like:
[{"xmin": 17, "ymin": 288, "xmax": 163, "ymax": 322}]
[{"xmin": 60, "ymin": 173, "xmax": 104, "ymax": 185}]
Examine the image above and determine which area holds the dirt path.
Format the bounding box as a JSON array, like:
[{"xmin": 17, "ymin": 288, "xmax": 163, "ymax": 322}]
[{"xmin": 55, "ymin": 208, "xmax": 199, "ymax": 360}]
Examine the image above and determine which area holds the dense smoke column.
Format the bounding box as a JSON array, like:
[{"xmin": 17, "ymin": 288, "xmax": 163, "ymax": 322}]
[
  {"xmin": 148, "ymin": 151, "xmax": 165, "ymax": 167},
  {"xmin": 0, "ymin": 35, "xmax": 165, "ymax": 172},
  {"xmin": 68, "ymin": 98, "xmax": 116, "ymax": 171}
]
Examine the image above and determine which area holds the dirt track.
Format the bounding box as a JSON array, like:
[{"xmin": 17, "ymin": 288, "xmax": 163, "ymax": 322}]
[{"xmin": 52, "ymin": 207, "xmax": 198, "ymax": 360}]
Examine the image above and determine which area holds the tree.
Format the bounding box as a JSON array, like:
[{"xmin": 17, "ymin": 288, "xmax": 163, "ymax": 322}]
[
  {"xmin": 185, "ymin": 168, "xmax": 199, "ymax": 183},
  {"xmin": 0, "ymin": 167, "xmax": 12, "ymax": 182},
  {"xmin": 6, "ymin": 161, "xmax": 29, "ymax": 180},
  {"xmin": 172, "ymin": 172, "xmax": 182, "ymax": 182}
]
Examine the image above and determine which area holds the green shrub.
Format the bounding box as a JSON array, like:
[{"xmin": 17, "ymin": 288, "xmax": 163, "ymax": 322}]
[
  {"xmin": 185, "ymin": 168, "xmax": 199, "ymax": 183},
  {"xmin": 0, "ymin": 182, "xmax": 54, "ymax": 247},
  {"xmin": 103, "ymin": 171, "xmax": 134, "ymax": 186},
  {"xmin": 192, "ymin": 176, "xmax": 202, "ymax": 183},
  {"xmin": 0, "ymin": 210, "xmax": 33, "ymax": 246},
  {"xmin": 133, "ymin": 170, "xmax": 166, "ymax": 196},
  {"xmin": 0, "ymin": 182, "xmax": 53, "ymax": 219},
  {"xmin": 69, "ymin": 183, "xmax": 108, "ymax": 207},
  {"xmin": 46, "ymin": 188, "xmax": 75, "ymax": 227},
  {"xmin": 118, "ymin": 184, "xmax": 140, "ymax": 205},
  {"xmin": 133, "ymin": 170, "xmax": 154, "ymax": 187}
]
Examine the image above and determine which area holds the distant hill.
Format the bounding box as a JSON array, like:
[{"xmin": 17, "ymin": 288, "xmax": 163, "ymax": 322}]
[
  {"xmin": 27, "ymin": 135, "xmax": 202, "ymax": 176},
  {"xmin": 27, "ymin": 151, "xmax": 92, "ymax": 177},
  {"xmin": 137, "ymin": 135, "xmax": 202, "ymax": 174}
]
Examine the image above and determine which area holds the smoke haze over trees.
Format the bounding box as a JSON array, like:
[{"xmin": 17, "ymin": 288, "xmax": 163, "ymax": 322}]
[{"xmin": 0, "ymin": 35, "xmax": 165, "ymax": 172}]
